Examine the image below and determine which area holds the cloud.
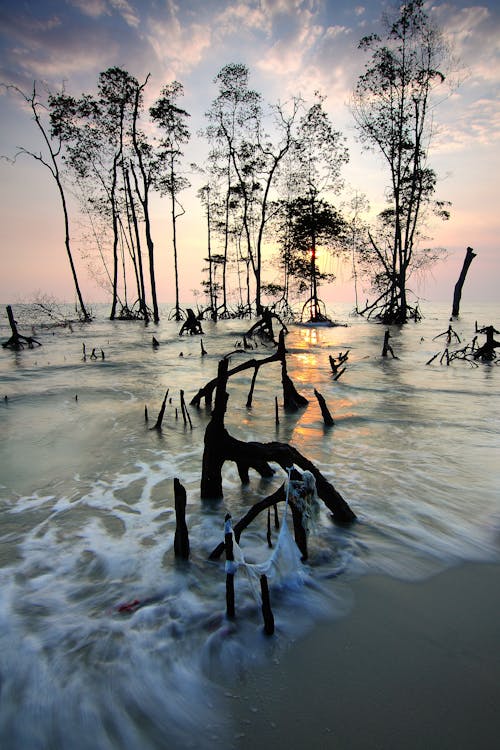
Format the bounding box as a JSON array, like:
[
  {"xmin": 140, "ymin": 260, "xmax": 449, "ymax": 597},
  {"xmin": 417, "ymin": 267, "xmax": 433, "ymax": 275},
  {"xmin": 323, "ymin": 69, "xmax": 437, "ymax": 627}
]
[
  {"xmin": 428, "ymin": 4, "xmax": 500, "ymax": 150},
  {"xmin": 145, "ymin": 10, "xmax": 212, "ymax": 78},
  {"xmin": 68, "ymin": 0, "xmax": 140, "ymax": 27},
  {"xmin": 109, "ymin": 0, "xmax": 140, "ymax": 28},
  {"xmin": 68, "ymin": 0, "xmax": 109, "ymax": 18}
]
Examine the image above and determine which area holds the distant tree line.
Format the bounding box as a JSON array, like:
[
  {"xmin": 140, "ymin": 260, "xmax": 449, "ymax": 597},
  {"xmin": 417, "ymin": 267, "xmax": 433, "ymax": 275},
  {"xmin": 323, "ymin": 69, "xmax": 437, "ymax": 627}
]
[{"xmin": 4, "ymin": 0, "xmax": 453, "ymax": 325}]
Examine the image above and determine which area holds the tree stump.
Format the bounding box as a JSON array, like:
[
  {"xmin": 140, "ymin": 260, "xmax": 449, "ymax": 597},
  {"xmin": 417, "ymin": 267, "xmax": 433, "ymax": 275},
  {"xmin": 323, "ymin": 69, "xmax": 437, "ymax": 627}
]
[
  {"xmin": 179, "ymin": 308, "xmax": 203, "ymax": 335},
  {"xmin": 173, "ymin": 478, "xmax": 190, "ymax": 560},
  {"xmin": 452, "ymin": 246, "xmax": 476, "ymax": 317}
]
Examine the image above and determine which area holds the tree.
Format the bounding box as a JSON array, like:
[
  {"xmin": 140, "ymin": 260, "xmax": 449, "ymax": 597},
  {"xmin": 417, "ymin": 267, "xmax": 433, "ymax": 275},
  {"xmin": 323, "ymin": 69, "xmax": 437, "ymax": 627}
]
[
  {"xmin": 351, "ymin": 0, "xmax": 452, "ymax": 324},
  {"xmin": 150, "ymin": 81, "xmax": 191, "ymax": 321},
  {"xmin": 272, "ymin": 93, "xmax": 349, "ymax": 318},
  {"xmin": 3, "ymin": 83, "xmax": 91, "ymax": 321},
  {"xmin": 129, "ymin": 73, "xmax": 161, "ymax": 323},
  {"xmin": 273, "ymin": 196, "xmax": 346, "ymax": 318},
  {"xmin": 49, "ymin": 68, "xmax": 140, "ymax": 320},
  {"xmin": 204, "ymin": 64, "xmax": 300, "ymax": 315},
  {"xmin": 49, "ymin": 68, "xmax": 159, "ymax": 322}
]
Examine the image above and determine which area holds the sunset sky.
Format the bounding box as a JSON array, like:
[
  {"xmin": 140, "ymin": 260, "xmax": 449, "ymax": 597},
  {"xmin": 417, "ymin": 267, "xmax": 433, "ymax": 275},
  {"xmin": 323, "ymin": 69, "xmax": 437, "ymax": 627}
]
[{"xmin": 0, "ymin": 0, "xmax": 498, "ymax": 309}]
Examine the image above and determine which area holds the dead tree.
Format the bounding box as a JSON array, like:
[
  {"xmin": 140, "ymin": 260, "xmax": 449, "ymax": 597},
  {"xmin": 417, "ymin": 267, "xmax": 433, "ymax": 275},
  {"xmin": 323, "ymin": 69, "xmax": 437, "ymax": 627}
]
[
  {"xmin": 2, "ymin": 305, "xmax": 41, "ymax": 350},
  {"xmin": 245, "ymin": 308, "xmax": 288, "ymax": 343},
  {"xmin": 452, "ymin": 247, "xmax": 476, "ymax": 317},
  {"xmin": 314, "ymin": 389, "xmax": 334, "ymax": 426},
  {"xmin": 209, "ymin": 470, "xmax": 323, "ymax": 563},
  {"xmin": 200, "ymin": 357, "xmax": 356, "ymax": 524},
  {"xmin": 426, "ymin": 324, "xmax": 498, "ymax": 366},
  {"xmin": 191, "ymin": 330, "xmax": 307, "ymax": 411},
  {"xmin": 150, "ymin": 390, "xmax": 169, "ymax": 431},
  {"xmin": 382, "ymin": 330, "xmax": 397, "ymax": 358},
  {"xmin": 433, "ymin": 324, "xmax": 460, "ymax": 346},
  {"xmin": 179, "ymin": 308, "xmax": 203, "ymax": 336},
  {"xmin": 473, "ymin": 325, "xmax": 500, "ymax": 361},
  {"xmin": 329, "ymin": 350, "xmax": 349, "ymax": 380},
  {"xmin": 173, "ymin": 478, "xmax": 190, "ymax": 560}
]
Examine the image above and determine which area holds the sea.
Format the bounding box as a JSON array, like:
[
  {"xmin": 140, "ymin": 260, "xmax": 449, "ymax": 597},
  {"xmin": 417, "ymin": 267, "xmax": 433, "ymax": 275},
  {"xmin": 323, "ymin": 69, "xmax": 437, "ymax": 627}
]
[{"xmin": 1, "ymin": 300, "xmax": 499, "ymax": 749}]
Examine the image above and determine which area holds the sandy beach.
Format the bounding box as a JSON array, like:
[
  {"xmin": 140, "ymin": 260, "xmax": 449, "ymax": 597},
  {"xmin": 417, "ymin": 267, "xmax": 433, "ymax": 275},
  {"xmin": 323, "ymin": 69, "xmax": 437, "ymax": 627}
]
[{"xmin": 228, "ymin": 562, "xmax": 500, "ymax": 750}]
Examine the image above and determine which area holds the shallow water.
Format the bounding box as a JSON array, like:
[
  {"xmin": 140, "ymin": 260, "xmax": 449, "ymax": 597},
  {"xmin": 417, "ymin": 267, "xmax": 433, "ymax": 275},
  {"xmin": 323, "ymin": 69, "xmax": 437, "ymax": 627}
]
[{"xmin": 1, "ymin": 301, "xmax": 499, "ymax": 748}]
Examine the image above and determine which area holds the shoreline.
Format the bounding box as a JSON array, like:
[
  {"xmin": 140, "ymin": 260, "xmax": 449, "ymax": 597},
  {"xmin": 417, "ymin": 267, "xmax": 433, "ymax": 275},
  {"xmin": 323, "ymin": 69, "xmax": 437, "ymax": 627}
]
[{"xmin": 226, "ymin": 561, "xmax": 500, "ymax": 749}]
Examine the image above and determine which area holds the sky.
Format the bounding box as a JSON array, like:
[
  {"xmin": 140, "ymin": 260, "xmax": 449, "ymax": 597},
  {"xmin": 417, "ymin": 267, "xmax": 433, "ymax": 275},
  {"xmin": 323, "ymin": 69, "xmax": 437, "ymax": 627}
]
[{"xmin": 0, "ymin": 0, "xmax": 499, "ymax": 309}]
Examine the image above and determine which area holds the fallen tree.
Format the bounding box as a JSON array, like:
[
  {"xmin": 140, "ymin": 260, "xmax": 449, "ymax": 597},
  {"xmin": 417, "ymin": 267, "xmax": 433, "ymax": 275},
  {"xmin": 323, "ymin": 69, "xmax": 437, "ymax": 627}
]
[{"xmin": 200, "ymin": 357, "xmax": 356, "ymax": 524}]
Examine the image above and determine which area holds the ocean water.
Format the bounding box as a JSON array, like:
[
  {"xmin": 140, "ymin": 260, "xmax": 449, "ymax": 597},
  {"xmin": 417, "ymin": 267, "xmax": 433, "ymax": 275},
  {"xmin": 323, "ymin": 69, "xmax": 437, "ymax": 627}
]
[{"xmin": 1, "ymin": 301, "xmax": 499, "ymax": 749}]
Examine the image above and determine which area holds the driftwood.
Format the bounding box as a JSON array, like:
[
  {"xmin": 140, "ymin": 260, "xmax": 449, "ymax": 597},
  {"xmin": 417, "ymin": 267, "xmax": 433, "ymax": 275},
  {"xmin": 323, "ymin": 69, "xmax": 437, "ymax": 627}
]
[
  {"xmin": 452, "ymin": 247, "xmax": 476, "ymax": 317},
  {"xmin": 200, "ymin": 357, "xmax": 356, "ymax": 524},
  {"xmin": 2, "ymin": 305, "xmax": 41, "ymax": 350},
  {"xmin": 190, "ymin": 329, "xmax": 307, "ymax": 411}
]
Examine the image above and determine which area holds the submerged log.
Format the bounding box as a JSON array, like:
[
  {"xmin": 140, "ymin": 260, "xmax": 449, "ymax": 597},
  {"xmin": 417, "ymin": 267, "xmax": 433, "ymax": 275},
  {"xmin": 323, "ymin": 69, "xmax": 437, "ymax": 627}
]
[
  {"xmin": 200, "ymin": 358, "xmax": 356, "ymax": 523},
  {"xmin": 2, "ymin": 305, "xmax": 41, "ymax": 350},
  {"xmin": 452, "ymin": 246, "xmax": 476, "ymax": 317}
]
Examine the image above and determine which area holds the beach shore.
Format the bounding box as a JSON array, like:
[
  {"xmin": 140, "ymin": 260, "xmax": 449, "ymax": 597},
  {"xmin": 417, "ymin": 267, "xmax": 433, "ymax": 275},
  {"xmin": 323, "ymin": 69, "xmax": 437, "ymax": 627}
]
[{"xmin": 227, "ymin": 562, "xmax": 500, "ymax": 750}]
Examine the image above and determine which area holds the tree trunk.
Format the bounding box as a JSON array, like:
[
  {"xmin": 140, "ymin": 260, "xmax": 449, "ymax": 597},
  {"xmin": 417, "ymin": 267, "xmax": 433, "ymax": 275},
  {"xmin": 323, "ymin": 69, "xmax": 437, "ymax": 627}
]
[{"xmin": 452, "ymin": 247, "xmax": 476, "ymax": 317}]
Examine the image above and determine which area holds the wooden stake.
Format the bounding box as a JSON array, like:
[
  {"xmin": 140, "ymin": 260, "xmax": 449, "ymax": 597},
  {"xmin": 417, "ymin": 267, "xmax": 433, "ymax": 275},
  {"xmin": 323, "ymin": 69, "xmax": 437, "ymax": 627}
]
[
  {"xmin": 260, "ymin": 574, "xmax": 275, "ymax": 635},
  {"xmin": 151, "ymin": 389, "xmax": 169, "ymax": 431},
  {"xmin": 266, "ymin": 506, "xmax": 272, "ymax": 548},
  {"xmin": 224, "ymin": 513, "xmax": 235, "ymax": 619},
  {"xmin": 173, "ymin": 478, "xmax": 190, "ymax": 560}
]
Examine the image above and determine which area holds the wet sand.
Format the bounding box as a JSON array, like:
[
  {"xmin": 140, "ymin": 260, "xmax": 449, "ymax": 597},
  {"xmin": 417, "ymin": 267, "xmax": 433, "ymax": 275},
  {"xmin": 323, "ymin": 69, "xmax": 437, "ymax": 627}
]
[{"xmin": 228, "ymin": 562, "xmax": 500, "ymax": 749}]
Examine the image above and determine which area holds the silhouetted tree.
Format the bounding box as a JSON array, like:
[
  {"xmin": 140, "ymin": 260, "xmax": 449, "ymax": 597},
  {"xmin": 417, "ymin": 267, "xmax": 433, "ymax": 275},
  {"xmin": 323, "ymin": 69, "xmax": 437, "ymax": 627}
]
[
  {"xmin": 3, "ymin": 82, "xmax": 91, "ymax": 321},
  {"xmin": 204, "ymin": 64, "xmax": 300, "ymax": 315},
  {"xmin": 150, "ymin": 81, "xmax": 191, "ymax": 321},
  {"xmin": 272, "ymin": 93, "xmax": 349, "ymax": 318},
  {"xmin": 352, "ymin": 0, "xmax": 452, "ymax": 323}
]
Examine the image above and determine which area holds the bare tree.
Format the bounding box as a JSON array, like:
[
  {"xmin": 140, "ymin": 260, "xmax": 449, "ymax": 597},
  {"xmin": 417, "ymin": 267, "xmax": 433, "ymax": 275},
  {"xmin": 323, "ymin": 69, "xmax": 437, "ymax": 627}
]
[{"xmin": 3, "ymin": 83, "xmax": 91, "ymax": 321}]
